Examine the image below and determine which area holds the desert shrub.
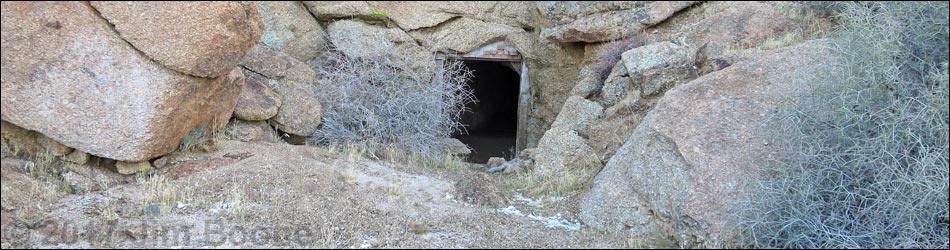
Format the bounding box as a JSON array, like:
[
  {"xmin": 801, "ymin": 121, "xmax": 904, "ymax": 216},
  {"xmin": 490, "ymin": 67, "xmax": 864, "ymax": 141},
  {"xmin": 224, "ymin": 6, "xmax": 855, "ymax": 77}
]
[
  {"xmin": 739, "ymin": 2, "xmax": 949, "ymax": 248},
  {"xmin": 309, "ymin": 30, "xmax": 474, "ymax": 157}
]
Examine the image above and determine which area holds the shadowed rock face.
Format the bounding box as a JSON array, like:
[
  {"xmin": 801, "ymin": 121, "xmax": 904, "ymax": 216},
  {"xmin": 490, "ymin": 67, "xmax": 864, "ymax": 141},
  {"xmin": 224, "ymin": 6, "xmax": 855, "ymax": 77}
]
[
  {"xmin": 1, "ymin": 1, "xmax": 259, "ymax": 161},
  {"xmin": 580, "ymin": 40, "xmax": 835, "ymax": 247}
]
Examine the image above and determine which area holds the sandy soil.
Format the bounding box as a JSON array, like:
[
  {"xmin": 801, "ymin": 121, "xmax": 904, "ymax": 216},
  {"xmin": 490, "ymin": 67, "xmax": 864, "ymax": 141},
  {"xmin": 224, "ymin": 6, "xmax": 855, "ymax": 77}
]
[{"xmin": 1, "ymin": 140, "xmax": 626, "ymax": 248}]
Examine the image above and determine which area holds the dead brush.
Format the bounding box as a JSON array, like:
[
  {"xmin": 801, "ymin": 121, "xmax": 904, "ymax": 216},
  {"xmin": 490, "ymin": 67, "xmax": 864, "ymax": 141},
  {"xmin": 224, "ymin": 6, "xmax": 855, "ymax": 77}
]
[
  {"xmin": 736, "ymin": 2, "xmax": 949, "ymax": 248},
  {"xmin": 309, "ymin": 29, "xmax": 475, "ymax": 158}
]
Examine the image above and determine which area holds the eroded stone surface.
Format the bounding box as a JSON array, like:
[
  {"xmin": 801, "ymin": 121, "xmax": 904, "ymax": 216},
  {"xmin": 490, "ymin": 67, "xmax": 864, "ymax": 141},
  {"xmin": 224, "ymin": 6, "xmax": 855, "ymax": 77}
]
[
  {"xmin": 234, "ymin": 70, "xmax": 282, "ymax": 121},
  {"xmin": 91, "ymin": 1, "xmax": 264, "ymax": 78},
  {"xmin": 580, "ymin": 40, "xmax": 834, "ymax": 247},
  {"xmin": 1, "ymin": 2, "xmax": 246, "ymax": 161},
  {"xmin": 539, "ymin": 1, "xmax": 697, "ymax": 42}
]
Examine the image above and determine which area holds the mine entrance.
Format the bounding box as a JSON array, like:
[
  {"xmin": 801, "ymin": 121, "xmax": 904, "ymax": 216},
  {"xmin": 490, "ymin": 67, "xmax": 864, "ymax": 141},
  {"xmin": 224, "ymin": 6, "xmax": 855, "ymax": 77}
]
[{"xmin": 443, "ymin": 41, "xmax": 528, "ymax": 164}]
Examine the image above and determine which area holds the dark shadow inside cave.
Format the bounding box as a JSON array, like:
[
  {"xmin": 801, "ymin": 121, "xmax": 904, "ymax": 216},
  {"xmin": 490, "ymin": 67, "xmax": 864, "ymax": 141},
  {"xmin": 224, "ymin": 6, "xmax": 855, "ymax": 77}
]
[{"xmin": 454, "ymin": 60, "xmax": 521, "ymax": 164}]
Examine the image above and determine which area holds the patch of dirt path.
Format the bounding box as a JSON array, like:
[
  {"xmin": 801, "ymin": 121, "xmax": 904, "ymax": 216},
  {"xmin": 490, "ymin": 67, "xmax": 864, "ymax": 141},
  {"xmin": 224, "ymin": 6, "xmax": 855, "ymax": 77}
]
[{"xmin": 2, "ymin": 140, "xmax": 625, "ymax": 248}]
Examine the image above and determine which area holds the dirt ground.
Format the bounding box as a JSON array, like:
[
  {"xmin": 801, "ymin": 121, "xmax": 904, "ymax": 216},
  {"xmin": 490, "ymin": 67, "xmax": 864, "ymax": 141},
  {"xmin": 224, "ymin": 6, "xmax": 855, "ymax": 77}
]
[{"xmin": 1, "ymin": 140, "xmax": 628, "ymax": 248}]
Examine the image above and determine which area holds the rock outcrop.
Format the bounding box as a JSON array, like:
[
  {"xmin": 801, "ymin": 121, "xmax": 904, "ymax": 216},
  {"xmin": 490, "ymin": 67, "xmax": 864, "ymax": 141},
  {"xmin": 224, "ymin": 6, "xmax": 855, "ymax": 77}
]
[
  {"xmin": 304, "ymin": 1, "xmax": 536, "ymax": 31},
  {"xmin": 409, "ymin": 17, "xmax": 523, "ymax": 54},
  {"xmin": 90, "ymin": 1, "xmax": 264, "ymax": 78},
  {"xmin": 1, "ymin": 1, "xmax": 256, "ymax": 162},
  {"xmin": 506, "ymin": 31, "xmax": 587, "ymax": 148},
  {"xmin": 580, "ymin": 40, "xmax": 834, "ymax": 247},
  {"xmin": 240, "ymin": 45, "xmax": 323, "ymax": 137},
  {"xmin": 533, "ymin": 96, "xmax": 603, "ymax": 180},
  {"xmin": 619, "ymin": 41, "xmax": 691, "ymax": 98},
  {"xmin": 256, "ymin": 1, "xmax": 326, "ymax": 63},
  {"xmin": 224, "ymin": 119, "xmax": 279, "ymax": 143},
  {"xmin": 115, "ymin": 161, "xmax": 152, "ymax": 175},
  {"xmin": 233, "ymin": 71, "xmax": 282, "ymax": 121},
  {"xmin": 539, "ymin": 1, "xmax": 697, "ymax": 42},
  {"xmin": 302, "ymin": 1, "xmax": 389, "ymax": 23},
  {"xmin": 683, "ymin": 1, "xmax": 799, "ymax": 59},
  {"xmin": 325, "ymin": 19, "xmax": 416, "ymax": 58}
]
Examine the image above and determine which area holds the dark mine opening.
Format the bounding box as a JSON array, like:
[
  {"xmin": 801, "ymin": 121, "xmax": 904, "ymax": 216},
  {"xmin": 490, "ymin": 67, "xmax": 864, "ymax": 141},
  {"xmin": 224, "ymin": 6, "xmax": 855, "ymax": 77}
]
[{"xmin": 455, "ymin": 60, "xmax": 521, "ymax": 164}]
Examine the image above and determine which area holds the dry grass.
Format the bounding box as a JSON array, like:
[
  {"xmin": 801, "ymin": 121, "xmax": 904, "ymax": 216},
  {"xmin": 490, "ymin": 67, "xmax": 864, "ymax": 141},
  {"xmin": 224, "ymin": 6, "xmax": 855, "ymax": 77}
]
[
  {"xmin": 0, "ymin": 158, "xmax": 70, "ymax": 228},
  {"xmin": 499, "ymin": 171, "xmax": 580, "ymax": 203},
  {"xmin": 3, "ymin": 140, "xmax": 631, "ymax": 248},
  {"xmin": 407, "ymin": 154, "xmax": 467, "ymax": 172},
  {"xmin": 340, "ymin": 169, "xmax": 356, "ymax": 186},
  {"xmin": 224, "ymin": 185, "xmax": 246, "ymax": 220},
  {"xmin": 320, "ymin": 141, "xmax": 468, "ymax": 175},
  {"xmin": 757, "ymin": 1, "xmax": 838, "ymax": 50},
  {"xmin": 178, "ymin": 126, "xmax": 215, "ymax": 153},
  {"xmin": 1, "ymin": 174, "xmax": 64, "ymax": 223},
  {"xmin": 624, "ymin": 235, "xmax": 677, "ymax": 249},
  {"xmin": 385, "ymin": 177, "xmax": 401, "ymax": 196},
  {"xmin": 1, "ymin": 136, "xmax": 59, "ymax": 179},
  {"xmin": 139, "ymin": 175, "xmax": 192, "ymax": 217}
]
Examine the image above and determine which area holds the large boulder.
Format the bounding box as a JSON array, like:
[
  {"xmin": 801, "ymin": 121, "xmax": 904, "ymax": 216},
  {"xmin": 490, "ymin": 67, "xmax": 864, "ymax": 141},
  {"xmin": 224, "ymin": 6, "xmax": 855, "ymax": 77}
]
[
  {"xmin": 684, "ymin": 1, "xmax": 799, "ymax": 59},
  {"xmin": 539, "ymin": 1, "xmax": 697, "ymax": 42},
  {"xmin": 90, "ymin": 1, "xmax": 263, "ymax": 78},
  {"xmin": 598, "ymin": 63, "xmax": 632, "ymax": 106},
  {"xmin": 568, "ymin": 66, "xmax": 604, "ymax": 98},
  {"xmin": 240, "ymin": 45, "xmax": 323, "ymax": 137},
  {"xmin": 256, "ymin": 1, "xmax": 326, "ymax": 63},
  {"xmin": 223, "ymin": 119, "xmax": 279, "ymax": 143},
  {"xmin": 597, "ymin": 41, "xmax": 691, "ymax": 108},
  {"xmin": 579, "ymin": 40, "xmax": 834, "ymax": 247},
  {"xmin": 584, "ymin": 96, "xmax": 651, "ymax": 163},
  {"xmin": 533, "ymin": 96, "xmax": 603, "ymax": 180},
  {"xmin": 1, "ymin": 2, "xmax": 248, "ymax": 162},
  {"xmin": 270, "ymin": 81, "xmax": 324, "ymax": 137},
  {"xmin": 233, "ymin": 71, "xmax": 282, "ymax": 121},
  {"xmin": 619, "ymin": 41, "xmax": 691, "ymax": 98}
]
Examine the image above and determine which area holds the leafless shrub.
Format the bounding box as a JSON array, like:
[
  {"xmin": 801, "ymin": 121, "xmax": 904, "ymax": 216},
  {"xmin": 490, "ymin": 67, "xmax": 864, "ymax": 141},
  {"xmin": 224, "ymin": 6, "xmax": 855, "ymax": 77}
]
[
  {"xmin": 738, "ymin": 2, "xmax": 949, "ymax": 248},
  {"xmin": 309, "ymin": 30, "xmax": 474, "ymax": 157}
]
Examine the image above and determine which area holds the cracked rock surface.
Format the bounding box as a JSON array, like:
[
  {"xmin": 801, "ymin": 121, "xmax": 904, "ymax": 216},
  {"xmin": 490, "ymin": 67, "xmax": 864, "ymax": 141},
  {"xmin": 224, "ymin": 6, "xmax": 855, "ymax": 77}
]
[{"xmin": 0, "ymin": 1, "xmax": 256, "ymax": 161}]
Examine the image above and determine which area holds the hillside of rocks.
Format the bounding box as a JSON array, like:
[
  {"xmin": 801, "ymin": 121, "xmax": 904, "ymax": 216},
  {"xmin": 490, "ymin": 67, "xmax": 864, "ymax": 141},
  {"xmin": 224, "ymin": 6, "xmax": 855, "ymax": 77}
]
[{"xmin": 5, "ymin": 1, "xmax": 945, "ymax": 249}]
